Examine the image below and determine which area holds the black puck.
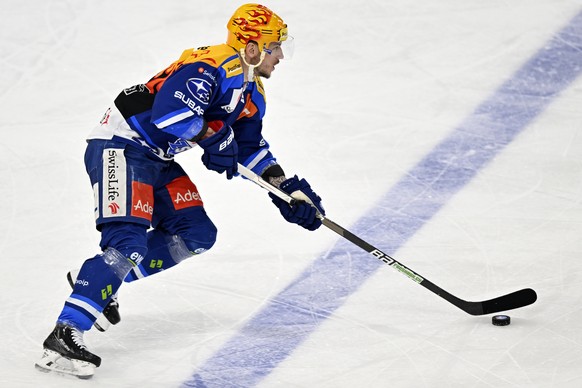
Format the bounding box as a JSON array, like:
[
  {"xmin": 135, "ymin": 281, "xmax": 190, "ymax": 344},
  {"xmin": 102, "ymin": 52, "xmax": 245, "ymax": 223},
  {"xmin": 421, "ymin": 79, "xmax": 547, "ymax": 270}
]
[{"xmin": 492, "ymin": 315, "xmax": 511, "ymax": 326}]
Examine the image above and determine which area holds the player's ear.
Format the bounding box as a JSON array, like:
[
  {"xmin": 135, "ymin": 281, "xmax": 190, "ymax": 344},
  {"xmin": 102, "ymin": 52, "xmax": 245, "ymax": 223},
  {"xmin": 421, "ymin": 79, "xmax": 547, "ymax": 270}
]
[{"xmin": 245, "ymin": 41, "xmax": 260, "ymax": 60}]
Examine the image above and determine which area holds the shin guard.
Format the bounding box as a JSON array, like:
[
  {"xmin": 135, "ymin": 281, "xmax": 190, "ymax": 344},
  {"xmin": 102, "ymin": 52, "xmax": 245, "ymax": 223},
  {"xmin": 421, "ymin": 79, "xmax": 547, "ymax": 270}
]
[{"xmin": 124, "ymin": 230, "xmax": 212, "ymax": 282}]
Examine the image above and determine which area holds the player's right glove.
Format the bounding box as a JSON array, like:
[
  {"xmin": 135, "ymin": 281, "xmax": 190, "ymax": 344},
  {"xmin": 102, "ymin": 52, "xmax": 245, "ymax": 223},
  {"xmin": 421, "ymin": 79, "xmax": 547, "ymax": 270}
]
[
  {"xmin": 269, "ymin": 176, "xmax": 325, "ymax": 231},
  {"xmin": 197, "ymin": 121, "xmax": 238, "ymax": 179}
]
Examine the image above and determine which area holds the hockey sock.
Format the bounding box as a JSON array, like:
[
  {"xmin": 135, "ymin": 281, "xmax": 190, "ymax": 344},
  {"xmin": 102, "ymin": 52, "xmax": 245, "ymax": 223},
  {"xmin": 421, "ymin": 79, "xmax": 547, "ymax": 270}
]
[
  {"xmin": 57, "ymin": 248, "xmax": 136, "ymax": 330},
  {"xmin": 57, "ymin": 222, "xmax": 148, "ymax": 330}
]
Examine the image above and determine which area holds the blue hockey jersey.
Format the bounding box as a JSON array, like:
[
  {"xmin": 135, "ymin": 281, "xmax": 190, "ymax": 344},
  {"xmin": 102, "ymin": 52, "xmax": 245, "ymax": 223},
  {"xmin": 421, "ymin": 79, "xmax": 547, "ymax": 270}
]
[{"xmin": 89, "ymin": 44, "xmax": 278, "ymax": 176}]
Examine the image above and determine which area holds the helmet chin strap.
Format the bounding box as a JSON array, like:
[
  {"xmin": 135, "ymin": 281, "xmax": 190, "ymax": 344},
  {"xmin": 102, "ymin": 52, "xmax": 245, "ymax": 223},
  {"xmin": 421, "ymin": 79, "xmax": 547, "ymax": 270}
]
[{"xmin": 239, "ymin": 48, "xmax": 266, "ymax": 82}]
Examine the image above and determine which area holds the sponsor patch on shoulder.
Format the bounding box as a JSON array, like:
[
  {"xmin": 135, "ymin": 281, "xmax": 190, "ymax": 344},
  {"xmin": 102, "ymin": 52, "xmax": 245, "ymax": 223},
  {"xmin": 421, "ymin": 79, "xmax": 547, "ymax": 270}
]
[{"xmin": 186, "ymin": 78, "xmax": 212, "ymax": 104}]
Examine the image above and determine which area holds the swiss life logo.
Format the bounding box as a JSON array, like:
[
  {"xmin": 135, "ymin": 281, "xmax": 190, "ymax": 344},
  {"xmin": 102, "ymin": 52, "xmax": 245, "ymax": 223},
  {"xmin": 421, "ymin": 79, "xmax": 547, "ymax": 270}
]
[
  {"xmin": 108, "ymin": 202, "xmax": 121, "ymax": 214},
  {"xmin": 102, "ymin": 149, "xmax": 127, "ymax": 218}
]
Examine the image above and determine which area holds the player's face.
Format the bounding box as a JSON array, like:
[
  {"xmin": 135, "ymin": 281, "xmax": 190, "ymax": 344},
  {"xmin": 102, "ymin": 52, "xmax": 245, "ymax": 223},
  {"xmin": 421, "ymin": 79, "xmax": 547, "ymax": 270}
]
[{"xmin": 256, "ymin": 42, "xmax": 284, "ymax": 79}]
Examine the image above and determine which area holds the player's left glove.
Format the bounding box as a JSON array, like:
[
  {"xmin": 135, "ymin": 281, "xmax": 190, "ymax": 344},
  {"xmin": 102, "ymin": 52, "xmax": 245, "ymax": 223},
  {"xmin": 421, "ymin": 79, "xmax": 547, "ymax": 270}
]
[
  {"xmin": 269, "ymin": 176, "xmax": 325, "ymax": 231},
  {"xmin": 197, "ymin": 122, "xmax": 238, "ymax": 179}
]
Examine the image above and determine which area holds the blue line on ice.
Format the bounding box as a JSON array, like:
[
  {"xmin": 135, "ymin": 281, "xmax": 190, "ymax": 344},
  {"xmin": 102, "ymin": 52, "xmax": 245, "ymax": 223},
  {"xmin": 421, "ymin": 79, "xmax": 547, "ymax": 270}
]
[{"xmin": 183, "ymin": 10, "xmax": 582, "ymax": 387}]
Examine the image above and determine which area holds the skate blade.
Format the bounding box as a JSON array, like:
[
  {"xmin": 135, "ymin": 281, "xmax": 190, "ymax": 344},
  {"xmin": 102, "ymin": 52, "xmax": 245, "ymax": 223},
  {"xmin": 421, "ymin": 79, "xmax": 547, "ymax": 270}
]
[{"xmin": 35, "ymin": 349, "xmax": 96, "ymax": 379}]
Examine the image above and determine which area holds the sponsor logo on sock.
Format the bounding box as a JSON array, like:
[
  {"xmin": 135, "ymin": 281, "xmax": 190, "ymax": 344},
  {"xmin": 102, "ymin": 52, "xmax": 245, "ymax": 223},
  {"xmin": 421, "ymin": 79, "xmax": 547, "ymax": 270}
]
[
  {"xmin": 129, "ymin": 252, "xmax": 144, "ymax": 265},
  {"xmin": 101, "ymin": 284, "xmax": 113, "ymax": 300}
]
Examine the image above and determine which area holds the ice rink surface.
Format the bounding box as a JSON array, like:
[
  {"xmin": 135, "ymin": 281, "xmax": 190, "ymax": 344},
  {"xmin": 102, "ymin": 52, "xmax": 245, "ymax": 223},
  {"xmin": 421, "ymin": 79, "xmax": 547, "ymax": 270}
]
[{"xmin": 1, "ymin": 0, "xmax": 582, "ymax": 386}]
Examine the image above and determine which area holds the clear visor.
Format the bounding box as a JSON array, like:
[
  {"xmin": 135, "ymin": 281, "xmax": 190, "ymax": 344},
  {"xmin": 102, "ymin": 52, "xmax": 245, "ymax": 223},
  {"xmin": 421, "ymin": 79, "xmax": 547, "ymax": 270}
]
[{"xmin": 264, "ymin": 36, "xmax": 295, "ymax": 60}]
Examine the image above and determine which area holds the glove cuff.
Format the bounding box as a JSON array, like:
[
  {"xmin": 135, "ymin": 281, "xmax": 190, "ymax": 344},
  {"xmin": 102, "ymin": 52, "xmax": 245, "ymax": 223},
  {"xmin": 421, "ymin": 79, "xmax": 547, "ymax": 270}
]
[
  {"xmin": 197, "ymin": 124, "xmax": 231, "ymax": 149},
  {"xmin": 261, "ymin": 164, "xmax": 286, "ymax": 187}
]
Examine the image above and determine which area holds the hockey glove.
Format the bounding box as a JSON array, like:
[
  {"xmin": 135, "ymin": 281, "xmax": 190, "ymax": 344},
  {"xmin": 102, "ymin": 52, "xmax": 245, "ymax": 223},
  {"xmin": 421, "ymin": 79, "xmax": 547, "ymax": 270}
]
[
  {"xmin": 269, "ymin": 176, "xmax": 325, "ymax": 231},
  {"xmin": 197, "ymin": 123, "xmax": 238, "ymax": 179}
]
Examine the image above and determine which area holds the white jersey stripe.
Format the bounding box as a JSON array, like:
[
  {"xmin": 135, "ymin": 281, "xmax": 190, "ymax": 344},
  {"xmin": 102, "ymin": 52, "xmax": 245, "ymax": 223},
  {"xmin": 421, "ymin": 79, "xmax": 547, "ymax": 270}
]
[{"xmin": 153, "ymin": 109, "xmax": 194, "ymax": 129}]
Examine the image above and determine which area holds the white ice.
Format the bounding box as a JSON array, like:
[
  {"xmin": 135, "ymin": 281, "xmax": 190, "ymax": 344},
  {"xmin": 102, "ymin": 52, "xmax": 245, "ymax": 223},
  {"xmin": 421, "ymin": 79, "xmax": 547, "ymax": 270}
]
[{"xmin": 1, "ymin": 0, "xmax": 581, "ymax": 387}]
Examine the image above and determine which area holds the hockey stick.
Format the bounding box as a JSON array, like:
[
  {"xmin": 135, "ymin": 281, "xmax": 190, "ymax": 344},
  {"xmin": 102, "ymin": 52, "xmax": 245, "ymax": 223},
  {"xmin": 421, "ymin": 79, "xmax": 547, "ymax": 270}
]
[{"xmin": 238, "ymin": 164, "xmax": 537, "ymax": 315}]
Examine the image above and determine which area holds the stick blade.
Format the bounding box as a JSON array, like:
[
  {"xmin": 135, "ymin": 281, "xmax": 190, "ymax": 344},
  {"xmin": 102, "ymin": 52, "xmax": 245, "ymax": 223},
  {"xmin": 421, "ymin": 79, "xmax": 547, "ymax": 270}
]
[{"xmin": 477, "ymin": 288, "xmax": 537, "ymax": 315}]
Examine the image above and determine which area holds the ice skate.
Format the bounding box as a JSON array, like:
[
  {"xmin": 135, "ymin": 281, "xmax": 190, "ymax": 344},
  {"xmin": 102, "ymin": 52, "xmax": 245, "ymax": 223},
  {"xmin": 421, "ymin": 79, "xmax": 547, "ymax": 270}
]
[
  {"xmin": 67, "ymin": 270, "xmax": 120, "ymax": 331},
  {"xmin": 35, "ymin": 323, "xmax": 101, "ymax": 379}
]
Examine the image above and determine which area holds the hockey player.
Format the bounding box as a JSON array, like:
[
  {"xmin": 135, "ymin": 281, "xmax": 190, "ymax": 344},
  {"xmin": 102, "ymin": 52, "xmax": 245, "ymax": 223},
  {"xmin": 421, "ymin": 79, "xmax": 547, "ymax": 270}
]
[{"xmin": 35, "ymin": 3, "xmax": 324, "ymax": 379}]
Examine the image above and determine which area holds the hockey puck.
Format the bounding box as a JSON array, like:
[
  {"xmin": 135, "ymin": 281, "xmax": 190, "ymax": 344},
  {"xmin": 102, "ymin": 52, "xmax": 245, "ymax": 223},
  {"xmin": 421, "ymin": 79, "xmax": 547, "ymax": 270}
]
[{"xmin": 492, "ymin": 315, "xmax": 511, "ymax": 326}]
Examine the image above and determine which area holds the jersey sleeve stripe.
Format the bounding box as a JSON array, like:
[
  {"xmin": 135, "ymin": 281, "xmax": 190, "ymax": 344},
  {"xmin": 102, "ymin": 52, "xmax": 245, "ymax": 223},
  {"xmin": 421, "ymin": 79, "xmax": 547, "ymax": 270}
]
[
  {"xmin": 130, "ymin": 116, "xmax": 158, "ymax": 147},
  {"xmin": 153, "ymin": 108, "xmax": 195, "ymax": 129},
  {"xmin": 244, "ymin": 148, "xmax": 270, "ymax": 170}
]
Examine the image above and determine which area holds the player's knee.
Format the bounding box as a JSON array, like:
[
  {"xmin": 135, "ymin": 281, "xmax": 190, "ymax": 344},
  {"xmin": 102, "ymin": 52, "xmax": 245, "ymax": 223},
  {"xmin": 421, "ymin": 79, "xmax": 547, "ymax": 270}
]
[
  {"xmin": 99, "ymin": 248, "xmax": 135, "ymax": 280},
  {"xmin": 99, "ymin": 222, "xmax": 148, "ymax": 264},
  {"xmin": 159, "ymin": 207, "xmax": 218, "ymax": 256},
  {"xmin": 181, "ymin": 217, "xmax": 218, "ymax": 255}
]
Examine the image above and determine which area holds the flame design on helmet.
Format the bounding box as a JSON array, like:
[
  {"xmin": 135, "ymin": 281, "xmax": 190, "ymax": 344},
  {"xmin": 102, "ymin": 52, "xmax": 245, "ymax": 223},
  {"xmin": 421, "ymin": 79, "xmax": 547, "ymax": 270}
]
[{"xmin": 226, "ymin": 4, "xmax": 287, "ymax": 52}]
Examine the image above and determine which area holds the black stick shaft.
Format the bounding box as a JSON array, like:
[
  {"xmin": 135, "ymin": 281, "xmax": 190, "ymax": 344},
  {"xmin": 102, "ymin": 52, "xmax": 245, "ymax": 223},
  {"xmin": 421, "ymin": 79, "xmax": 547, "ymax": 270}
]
[
  {"xmin": 322, "ymin": 218, "xmax": 536, "ymax": 315},
  {"xmin": 238, "ymin": 164, "xmax": 537, "ymax": 316}
]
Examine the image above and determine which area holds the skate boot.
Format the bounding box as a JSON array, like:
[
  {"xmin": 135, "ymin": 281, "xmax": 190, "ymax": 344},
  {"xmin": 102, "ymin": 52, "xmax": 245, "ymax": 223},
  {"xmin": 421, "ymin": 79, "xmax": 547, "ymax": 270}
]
[
  {"xmin": 35, "ymin": 323, "xmax": 101, "ymax": 379},
  {"xmin": 67, "ymin": 270, "xmax": 121, "ymax": 332}
]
